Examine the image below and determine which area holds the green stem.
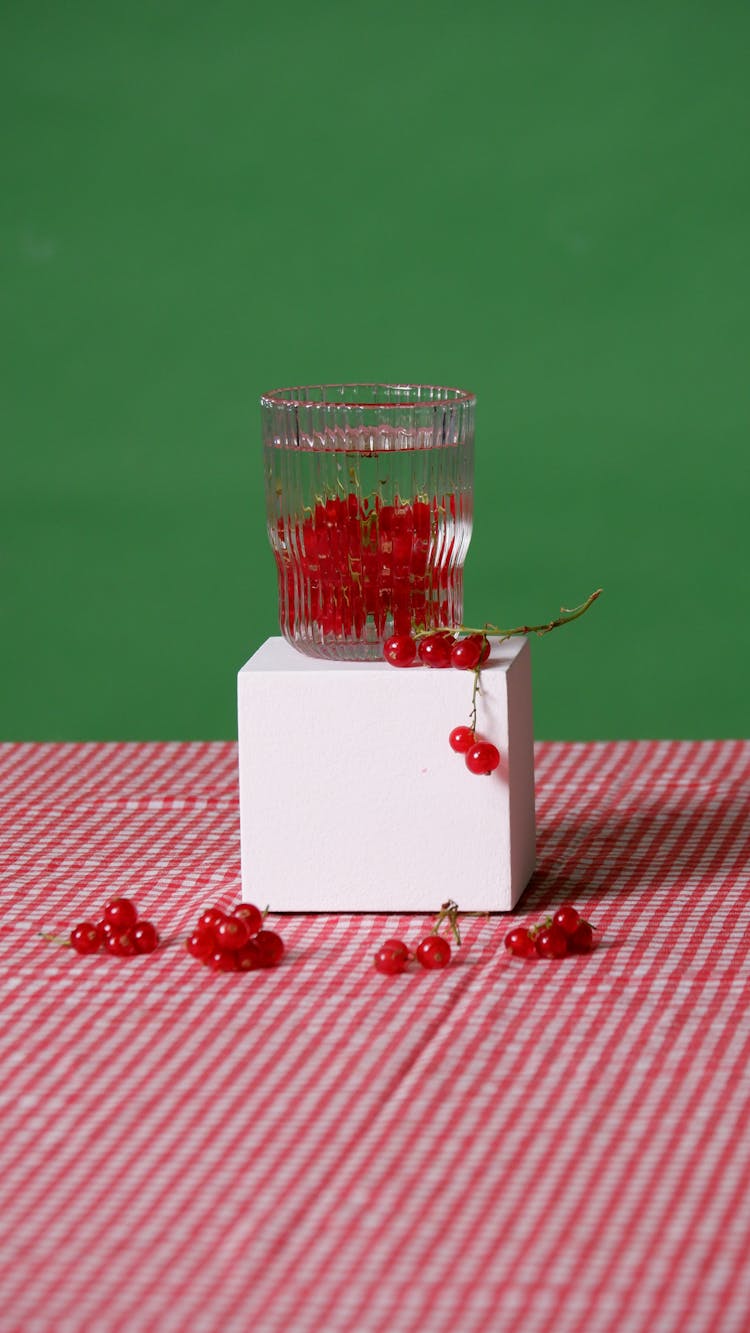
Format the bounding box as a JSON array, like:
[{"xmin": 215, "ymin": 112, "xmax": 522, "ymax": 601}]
[
  {"xmin": 415, "ymin": 588, "xmax": 602, "ymax": 641},
  {"xmin": 432, "ymin": 899, "xmax": 462, "ymax": 946},
  {"xmin": 469, "ymin": 668, "xmax": 481, "ymax": 734}
]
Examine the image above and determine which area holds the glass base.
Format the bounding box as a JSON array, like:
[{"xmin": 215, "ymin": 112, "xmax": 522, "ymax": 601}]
[{"xmin": 283, "ymin": 634, "xmax": 385, "ymax": 663}]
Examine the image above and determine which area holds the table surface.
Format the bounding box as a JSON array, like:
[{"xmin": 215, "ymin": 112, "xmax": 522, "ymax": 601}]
[{"xmin": 1, "ymin": 739, "xmax": 748, "ymax": 1333}]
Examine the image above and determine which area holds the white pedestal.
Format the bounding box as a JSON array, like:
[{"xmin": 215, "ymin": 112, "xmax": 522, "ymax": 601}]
[{"xmin": 237, "ymin": 637, "xmax": 535, "ymax": 913}]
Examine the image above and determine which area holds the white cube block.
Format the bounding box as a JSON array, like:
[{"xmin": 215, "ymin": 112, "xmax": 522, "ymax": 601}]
[{"xmin": 237, "ymin": 637, "xmax": 535, "ymax": 912}]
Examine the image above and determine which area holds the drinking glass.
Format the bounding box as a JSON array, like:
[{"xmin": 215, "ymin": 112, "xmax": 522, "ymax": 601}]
[{"xmin": 262, "ymin": 383, "xmax": 475, "ymax": 661}]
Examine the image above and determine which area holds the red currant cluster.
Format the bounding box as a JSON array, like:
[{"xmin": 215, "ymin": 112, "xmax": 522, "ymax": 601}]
[
  {"xmin": 374, "ymin": 901, "xmax": 460, "ymax": 974},
  {"xmin": 384, "ymin": 629, "xmax": 501, "ymax": 776},
  {"xmin": 382, "ymin": 589, "xmax": 603, "ymax": 674},
  {"xmin": 186, "ymin": 902, "xmax": 285, "ymax": 973},
  {"xmin": 383, "ymin": 628, "xmax": 489, "ymax": 671},
  {"xmin": 505, "ymin": 905, "xmax": 595, "ymax": 959},
  {"xmin": 275, "ymin": 495, "xmax": 457, "ymax": 639},
  {"xmin": 68, "ymin": 897, "xmax": 159, "ymax": 957},
  {"xmin": 448, "ymin": 724, "xmax": 500, "ymax": 776}
]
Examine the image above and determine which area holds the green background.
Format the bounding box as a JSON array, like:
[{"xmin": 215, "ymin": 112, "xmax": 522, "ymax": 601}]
[{"xmin": 2, "ymin": 1, "xmax": 748, "ymax": 741}]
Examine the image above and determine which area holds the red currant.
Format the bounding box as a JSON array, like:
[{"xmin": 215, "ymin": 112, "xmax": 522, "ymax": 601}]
[
  {"xmin": 382, "ymin": 938, "xmax": 409, "ymax": 961},
  {"xmin": 535, "ymin": 925, "xmax": 568, "ymax": 959},
  {"xmin": 198, "ymin": 907, "xmax": 225, "ymax": 934},
  {"xmin": 465, "ymin": 742, "xmax": 501, "ymax": 775},
  {"xmin": 374, "ymin": 945, "xmax": 409, "ymax": 975},
  {"xmin": 254, "ymin": 929, "xmax": 285, "ymax": 966},
  {"xmin": 103, "ymin": 897, "xmax": 138, "ymax": 930},
  {"xmin": 553, "ymin": 905, "xmax": 580, "ymax": 936},
  {"xmin": 214, "ymin": 917, "xmax": 250, "ymax": 951},
  {"xmin": 417, "ymin": 633, "xmax": 454, "ymax": 667},
  {"xmin": 449, "ymin": 725, "xmax": 475, "ymax": 754},
  {"xmin": 186, "ymin": 927, "xmax": 215, "ymax": 960},
  {"xmin": 569, "ymin": 920, "xmax": 595, "ymax": 953},
  {"xmin": 478, "ymin": 636, "xmax": 491, "ymax": 664},
  {"xmin": 236, "ymin": 941, "xmax": 263, "ymax": 971},
  {"xmin": 133, "ymin": 921, "xmax": 159, "ymax": 954},
  {"xmin": 504, "ymin": 926, "xmax": 536, "ymax": 959},
  {"xmin": 384, "ymin": 634, "xmax": 417, "ymax": 667},
  {"xmin": 70, "ymin": 922, "xmax": 102, "ymax": 956},
  {"xmin": 416, "ymin": 936, "xmax": 452, "ymax": 969},
  {"xmin": 232, "ymin": 903, "xmax": 263, "ymax": 937},
  {"xmin": 451, "ymin": 637, "xmax": 482, "ymax": 670},
  {"xmin": 210, "ymin": 949, "xmax": 239, "ymax": 972},
  {"xmin": 104, "ymin": 928, "xmax": 138, "ymax": 957}
]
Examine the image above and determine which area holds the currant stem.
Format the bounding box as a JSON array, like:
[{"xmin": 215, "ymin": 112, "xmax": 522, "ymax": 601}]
[
  {"xmin": 415, "ymin": 588, "xmax": 602, "ymax": 641},
  {"xmin": 528, "ymin": 917, "xmax": 553, "ymax": 940},
  {"xmin": 432, "ymin": 900, "xmax": 462, "ymax": 946},
  {"xmin": 469, "ymin": 668, "xmax": 481, "ymax": 734}
]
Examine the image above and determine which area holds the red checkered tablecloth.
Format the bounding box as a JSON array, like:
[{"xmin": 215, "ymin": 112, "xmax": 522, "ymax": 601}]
[{"xmin": 0, "ymin": 740, "xmax": 749, "ymax": 1332}]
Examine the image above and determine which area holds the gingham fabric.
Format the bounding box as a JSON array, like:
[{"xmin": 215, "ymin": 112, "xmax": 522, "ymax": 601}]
[{"xmin": 0, "ymin": 740, "xmax": 748, "ymax": 1333}]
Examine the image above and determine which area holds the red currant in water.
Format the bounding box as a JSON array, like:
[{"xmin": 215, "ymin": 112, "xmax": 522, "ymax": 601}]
[
  {"xmin": 465, "ymin": 742, "xmax": 501, "ymax": 775},
  {"xmin": 384, "ymin": 634, "xmax": 417, "ymax": 667},
  {"xmin": 133, "ymin": 921, "xmax": 159, "ymax": 954},
  {"xmin": 232, "ymin": 903, "xmax": 263, "ymax": 937},
  {"xmin": 417, "ymin": 633, "xmax": 454, "ymax": 668},
  {"xmin": 553, "ymin": 905, "xmax": 580, "ymax": 937},
  {"xmin": 504, "ymin": 926, "xmax": 536, "ymax": 959},
  {"xmin": 535, "ymin": 925, "xmax": 569, "ymax": 959},
  {"xmin": 416, "ymin": 936, "xmax": 452, "ymax": 969},
  {"xmin": 103, "ymin": 897, "xmax": 138, "ymax": 930},
  {"xmin": 70, "ymin": 922, "xmax": 102, "ymax": 956},
  {"xmin": 254, "ymin": 930, "xmax": 285, "ymax": 966},
  {"xmin": 569, "ymin": 920, "xmax": 595, "ymax": 953},
  {"xmin": 451, "ymin": 637, "xmax": 483, "ymax": 670},
  {"xmin": 214, "ymin": 917, "xmax": 250, "ymax": 951},
  {"xmin": 449, "ymin": 725, "xmax": 475, "ymax": 754}
]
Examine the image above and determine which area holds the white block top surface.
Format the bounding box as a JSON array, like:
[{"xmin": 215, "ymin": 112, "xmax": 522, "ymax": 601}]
[{"xmin": 240, "ymin": 635, "xmax": 528, "ymax": 676}]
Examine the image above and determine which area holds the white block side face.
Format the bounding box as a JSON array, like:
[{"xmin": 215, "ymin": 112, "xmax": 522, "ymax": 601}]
[
  {"xmin": 237, "ymin": 638, "xmax": 536, "ymax": 912},
  {"xmin": 506, "ymin": 638, "xmax": 537, "ymax": 905}
]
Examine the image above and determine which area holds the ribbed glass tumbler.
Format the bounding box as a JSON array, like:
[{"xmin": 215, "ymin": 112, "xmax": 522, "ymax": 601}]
[{"xmin": 262, "ymin": 384, "xmax": 475, "ymax": 661}]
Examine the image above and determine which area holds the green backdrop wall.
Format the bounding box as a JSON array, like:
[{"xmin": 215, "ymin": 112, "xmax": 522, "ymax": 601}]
[{"xmin": 2, "ymin": 1, "xmax": 748, "ymax": 741}]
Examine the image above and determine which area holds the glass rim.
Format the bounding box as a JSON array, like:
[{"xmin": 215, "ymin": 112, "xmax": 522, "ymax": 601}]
[{"xmin": 260, "ymin": 382, "xmax": 476, "ymax": 409}]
